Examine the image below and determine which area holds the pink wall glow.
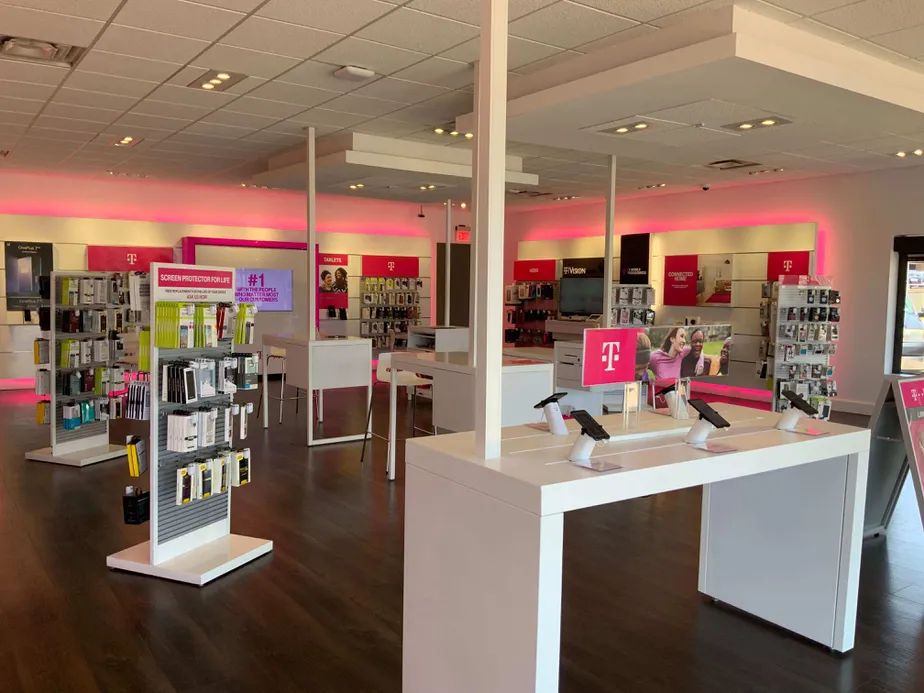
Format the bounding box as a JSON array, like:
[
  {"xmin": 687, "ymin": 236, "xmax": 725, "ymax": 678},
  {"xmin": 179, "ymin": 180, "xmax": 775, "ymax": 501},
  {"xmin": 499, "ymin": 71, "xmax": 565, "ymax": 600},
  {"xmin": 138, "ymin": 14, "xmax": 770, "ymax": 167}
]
[{"xmin": 0, "ymin": 170, "xmax": 464, "ymax": 239}]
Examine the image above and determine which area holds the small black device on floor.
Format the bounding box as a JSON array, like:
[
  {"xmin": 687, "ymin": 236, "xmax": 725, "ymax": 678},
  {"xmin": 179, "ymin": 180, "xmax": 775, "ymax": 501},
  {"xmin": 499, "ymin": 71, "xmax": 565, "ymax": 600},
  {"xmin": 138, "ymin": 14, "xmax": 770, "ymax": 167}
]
[
  {"xmin": 570, "ymin": 409, "xmax": 609, "ymax": 441},
  {"xmin": 688, "ymin": 399, "xmax": 730, "ymax": 428},
  {"xmin": 122, "ymin": 487, "xmax": 150, "ymax": 525}
]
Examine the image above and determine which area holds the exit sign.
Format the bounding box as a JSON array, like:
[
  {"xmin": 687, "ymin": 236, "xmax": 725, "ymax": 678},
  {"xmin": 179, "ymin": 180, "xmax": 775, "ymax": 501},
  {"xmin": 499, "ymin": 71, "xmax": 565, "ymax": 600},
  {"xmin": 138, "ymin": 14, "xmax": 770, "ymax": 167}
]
[{"xmin": 455, "ymin": 225, "xmax": 470, "ymax": 242}]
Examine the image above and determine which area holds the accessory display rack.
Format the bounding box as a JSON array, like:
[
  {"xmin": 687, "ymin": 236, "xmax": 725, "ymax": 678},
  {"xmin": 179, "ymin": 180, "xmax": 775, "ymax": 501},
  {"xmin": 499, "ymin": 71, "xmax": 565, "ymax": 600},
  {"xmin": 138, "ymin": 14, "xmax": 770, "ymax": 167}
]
[
  {"xmin": 610, "ymin": 283, "xmax": 656, "ymax": 327},
  {"xmin": 26, "ymin": 271, "xmax": 129, "ymax": 467},
  {"xmin": 758, "ymin": 275, "xmax": 840, "ymax": 419},
  {"xmin": 107, "ymin": 262, "xmax": 272, "ymax": 586},
  {"xmin": 360, "ymin": 274, "xmax": 422, "ymax": 350},
  {"xmin": 503, "ymin": 280, "xmax": 557, "ymax": 346}
]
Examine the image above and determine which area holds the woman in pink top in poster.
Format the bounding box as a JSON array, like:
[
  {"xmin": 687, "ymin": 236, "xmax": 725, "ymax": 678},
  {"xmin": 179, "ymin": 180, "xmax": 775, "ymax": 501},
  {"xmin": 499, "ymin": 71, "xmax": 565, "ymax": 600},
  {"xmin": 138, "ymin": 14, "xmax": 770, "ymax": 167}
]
[{"xmin": 648, "ymin": 326, "xmax": 688, "ymax": 380}]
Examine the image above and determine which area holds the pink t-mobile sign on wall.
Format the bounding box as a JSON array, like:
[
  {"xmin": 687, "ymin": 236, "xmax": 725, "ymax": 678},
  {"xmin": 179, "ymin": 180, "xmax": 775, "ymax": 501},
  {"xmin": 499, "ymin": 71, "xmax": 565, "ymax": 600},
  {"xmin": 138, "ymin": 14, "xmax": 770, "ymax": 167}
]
[{"xmin": 582, "ymin": 328, "xmax": 640, "ymax": 387}]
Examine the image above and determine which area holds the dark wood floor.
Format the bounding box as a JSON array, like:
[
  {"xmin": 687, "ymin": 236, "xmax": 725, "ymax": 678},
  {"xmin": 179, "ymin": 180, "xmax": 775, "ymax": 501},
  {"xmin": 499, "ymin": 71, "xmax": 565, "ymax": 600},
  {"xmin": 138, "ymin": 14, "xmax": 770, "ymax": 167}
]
[{"xmin": 2, "ymin": 386, "xmax": 924, "ymax": 693}]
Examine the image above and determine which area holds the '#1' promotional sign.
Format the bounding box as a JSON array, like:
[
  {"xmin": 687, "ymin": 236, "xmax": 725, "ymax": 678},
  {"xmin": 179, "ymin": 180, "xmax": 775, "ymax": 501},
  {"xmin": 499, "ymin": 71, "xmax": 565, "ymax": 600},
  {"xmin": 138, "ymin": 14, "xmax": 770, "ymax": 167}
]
[
  {"xmin": 582, "ymin": 328, "xmax": 640, "ymax": 387},
  {"xmin": 152, "ymin": 263, "xmax": 236, "ymax": 302}
]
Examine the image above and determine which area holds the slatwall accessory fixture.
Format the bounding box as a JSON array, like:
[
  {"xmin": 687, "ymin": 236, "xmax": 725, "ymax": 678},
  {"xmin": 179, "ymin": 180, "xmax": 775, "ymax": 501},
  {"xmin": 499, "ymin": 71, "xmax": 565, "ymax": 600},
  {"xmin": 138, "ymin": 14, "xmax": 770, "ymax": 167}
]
[
  {"xmin": 25, "ymin": 271, "xmax": 130, "ymax": 467},
  {"xmin": 106, "ymin": 263, "xmax": 272, "ymax": 586}
]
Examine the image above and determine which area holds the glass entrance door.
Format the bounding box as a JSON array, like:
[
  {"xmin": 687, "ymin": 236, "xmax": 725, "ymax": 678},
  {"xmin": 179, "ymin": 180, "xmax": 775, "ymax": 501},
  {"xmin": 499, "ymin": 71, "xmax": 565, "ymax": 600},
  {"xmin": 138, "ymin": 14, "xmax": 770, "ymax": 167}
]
[{"xmin": 899, "ymin": 259, "xmax": 924, "ymax": 374}]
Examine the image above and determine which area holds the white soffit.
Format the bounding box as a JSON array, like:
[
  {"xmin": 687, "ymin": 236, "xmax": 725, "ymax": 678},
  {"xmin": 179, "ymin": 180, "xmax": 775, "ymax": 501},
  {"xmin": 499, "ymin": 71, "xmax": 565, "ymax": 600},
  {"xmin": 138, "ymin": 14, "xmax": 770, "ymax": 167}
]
[
  {"xmin": 456, "ymin": 6, "xmax": 924, "ymax": 172},
  {"xmin": 252, "ymin": 132, "xmax": 538, "ymax": 199}
]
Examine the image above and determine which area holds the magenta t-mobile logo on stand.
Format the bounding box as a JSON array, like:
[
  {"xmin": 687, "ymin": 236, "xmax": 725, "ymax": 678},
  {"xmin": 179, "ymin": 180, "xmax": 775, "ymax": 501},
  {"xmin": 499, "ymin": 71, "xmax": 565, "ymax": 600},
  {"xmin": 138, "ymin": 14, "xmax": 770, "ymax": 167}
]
[
  {"xmin": 601, "ymin": 341, "xmax": 621, "ymax": 371},
  {"xmin": 583, "ymin": 328, "xmax": 639, "ymax": 387}
]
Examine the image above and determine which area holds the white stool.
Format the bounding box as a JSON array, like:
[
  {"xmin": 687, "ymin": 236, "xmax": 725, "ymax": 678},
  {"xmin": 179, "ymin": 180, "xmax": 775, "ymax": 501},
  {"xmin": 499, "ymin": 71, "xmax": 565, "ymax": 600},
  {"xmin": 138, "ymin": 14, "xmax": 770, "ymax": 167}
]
[
  {"xmin": 361, "ymin": 352, "xmax": 432, "ymax": 465},
  {"xmin": 256, "ymin": 346, "xmax": 313, "ymax": 424}
]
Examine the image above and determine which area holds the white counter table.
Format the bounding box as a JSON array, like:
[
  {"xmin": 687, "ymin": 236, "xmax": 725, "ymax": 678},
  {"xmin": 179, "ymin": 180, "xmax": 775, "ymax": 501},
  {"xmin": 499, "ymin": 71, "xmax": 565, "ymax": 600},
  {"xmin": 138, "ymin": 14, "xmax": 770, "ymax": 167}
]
[
  {"xmin": 403, "ymin": 403, "xmax": 870, "ymax": 692},
  {"xmin": 387, "ymin": 351, "xmax": 553, "ymax": 480},
  {"xmin": 261, "ymin": 333, "xmax": 372, "ymax": 447}
]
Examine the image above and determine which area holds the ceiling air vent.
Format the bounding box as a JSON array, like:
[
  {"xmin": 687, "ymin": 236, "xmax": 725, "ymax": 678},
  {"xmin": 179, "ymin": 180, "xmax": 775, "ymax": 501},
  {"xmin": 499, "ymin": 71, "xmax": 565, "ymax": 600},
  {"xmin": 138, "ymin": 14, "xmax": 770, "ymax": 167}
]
[
  {"xmin": 705, "ymin": 159, "xmax": 761, "ymax": 171},
  {"xmin": 0, "ymin": 36, "xmax": 87, "ymax": 68},
  {"xmin": 506, "ymin": 189, "xmax": 551, "ymax": 198}
]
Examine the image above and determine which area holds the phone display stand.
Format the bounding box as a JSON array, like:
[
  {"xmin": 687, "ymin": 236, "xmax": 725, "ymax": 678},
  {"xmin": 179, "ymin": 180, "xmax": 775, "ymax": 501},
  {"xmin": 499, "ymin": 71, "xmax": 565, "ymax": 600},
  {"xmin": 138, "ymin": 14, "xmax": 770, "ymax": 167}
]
[
  {"xmin": 623, "ymin": 381, "xmax": 641, "ymax": 429},
  {"xmin": 569, "ymin": 432, "xmax": 598, "ymax": 461},
  {"xmin": 776, "ymin": 408, "xmax": 828, "ymax": 436},
  {"xmin": 669, "ymin": 378, "xmax": 691, "ymax": 420},
  {"xmin": 543, "ymin": 401, "xmax": 569, "ymax": 436},
  {"xmin": 685, "ymin": 417, "xmax": 737, "ymax": 453}
]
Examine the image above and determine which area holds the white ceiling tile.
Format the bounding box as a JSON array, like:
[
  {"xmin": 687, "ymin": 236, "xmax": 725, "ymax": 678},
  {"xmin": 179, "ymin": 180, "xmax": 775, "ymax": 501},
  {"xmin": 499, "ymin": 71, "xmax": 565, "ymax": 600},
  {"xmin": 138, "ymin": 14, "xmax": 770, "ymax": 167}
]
[
  {"xmin": 652, "ymin": 0, "xmax": 800, "ymax": 27},
  {"xmin": 265, "ymin": 120, "xmax": 339, "ymax": 137},
  {"xmin": 193, "ymin": 0, "xmax": 266, "ymax": 10},
  {"xmin": 390, "ymin": 57, "xmax": 473, "ymax": 89},
  {"xmin": 509, "ymin": 2, "xmax": 637, "ymax": 50},
  {"xmin": 439, "ymin": 36, "xmax": 562, "ymax": 70},
  {"xmin": 147, "ymin": 84, "xmax": 238, "ymax": 108},
  {"xmin": 41, "ymin": 103, "xmax": 122, "ymax": 122},
  {"xmin": 0, "ymin": 95, "xmax": 46, "ymax": 114},
  {"xmin": 872, "ymin": 25, "xmax": 924, "ymax": 58},
  {"xmin": 181, "ymin": 122, "xmax": 255, "ymax": 139},
  {"xmin": 245, "ymin": 81, "xmax": 341, "ymax": 107},
  {"xmin": 313, "ymin": 37, "xmax": 428, "ymax": 74},
  {"xmin": 0, "ymin": 59, "xmax": 68, "ymax": 86},
  {"xmin": 0, "ymin": 109, "xmax": 37, "ymax": 126},
  {"xmin": 114, "ymin": 0, "xmax": 246, "ymax": 41},
  {"xmin": 202, "ymin": 110, "xmax": 281, "ymax": 129},
  {"xmin": 52, "ymin": 88, "xmax": 140, "ymax": 111},
  {"xmin": 356, "ymin": 8, "xmax": 480, "ymax": 55},
  {"xmin": 65, "ymin": 71, "xmax": 157, "ymax": 98},
  {"xmin": 257, "ymin": 0, "xmax": 394, "ymax": 34},
  {"xmin": 813, "ymin": 0, "xmax": 924, "ymax": 39},
  {"xmin": 224, "ymin": 96, "xmax": 307, "ymax": 118},
  {"xmin": 352, "ymin": 118, "xmax": 427, "ymax": 136},
  {"xmin": 353, "ymin": 77, "xmax": 449, "ymax": 103},
  {"xmin": 195, "ymin": 44, "xmax": 301, "ymax": 80},
  {"xmin": 26, "ymin": 127, "xmax": 95, "ymax": 143},
  {"xmin": 274, "ymin": 60, "xmax": 360, "ymax": 92},
  {"xmin": 574, "ymin": 23, "xmax": 659, "ymax": 53},
  {"xmin": 93, "ymin": 25, "xmax": 210, "ymax": 63},
  {"xmin": 569, "ymin": 0, "xmax": 709, "ymax": 22},
  {"xmin": 320, "ymin": 93, "xmax": 405, "ymax": 116},
  {"xmin": 289, "ymin": 108, "xmax": 370, "ymax": 127},
  {"xmin": 222, "ymin": 16, "xmax": 343, "ymax": 59},
  {"xmin": 76, "ymin": 51, "xmax": 183, "ymax": 83},
  {"xmin": 224, "ymin": 76, "xmax": 267, "ymax": 95},
  {"xmin": 32, "ymin": 115, "xmax": 106, "ymax": 133},
  {"xmin": 162, "ymin": 132, "xmax": 241, "ymax": 147},
  {"xmin": 242, "ymin": 130, "xmax": 305, "ymax": 145},
  {"xmin": 116, "ymin": 112, "xmax": 191, "ymax": 131},
  {"xmin": 0, "ymin": 80, "xmax": 55, "ymax": 101},
  {"xmin": 515, "ymin": 50, "xmax": 583, "ymax": 75},
  {"xmin": 768, "ymin": 0, "xmax": 862, "ymax": 15},
  {"xmin": 167, "ymin": 66, "xmax": 211, "ymax": 87},
  {"xmin": 839, "ymin": 134, "xmax": 922, "ymax": 153},
  {"xmin": 0, "ymin": 4, "xmax": 104, "ymax": 45},
  {"xmin": 131, "ymin": 99, "xmax": 213, "ymax": 119},
  {"xmin": 387, "ymin": 91, "xmax": 473, "ymax": 123},
  {"xmin": 3, "ymin": 0, "xmax": 122, "ymax": 20},
  {"xmin": 789, "ymin": 17, "xmax": 860, "ymax": 44},
  {"xmin": 407, "ymin": 0, "xmax": 558, "ymax": 25}
]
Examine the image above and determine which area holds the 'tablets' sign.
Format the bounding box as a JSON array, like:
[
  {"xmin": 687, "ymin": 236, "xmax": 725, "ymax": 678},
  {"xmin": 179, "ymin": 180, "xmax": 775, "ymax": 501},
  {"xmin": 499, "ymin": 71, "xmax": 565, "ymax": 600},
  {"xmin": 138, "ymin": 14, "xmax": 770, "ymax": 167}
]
[
  {"xmin": 235, "ymin": 268, "xmax": 293, "ymax": 312},
  {"xmin": 663, "ymin": 255, "xmax": 698, "ymax": 306},
  {"xmin": 153, "ymin": 264, "xmax": 236, "ymax": 302},
  {"xmin": 582, "ymin": 328, "xmax": 640, "ymax": 387}
]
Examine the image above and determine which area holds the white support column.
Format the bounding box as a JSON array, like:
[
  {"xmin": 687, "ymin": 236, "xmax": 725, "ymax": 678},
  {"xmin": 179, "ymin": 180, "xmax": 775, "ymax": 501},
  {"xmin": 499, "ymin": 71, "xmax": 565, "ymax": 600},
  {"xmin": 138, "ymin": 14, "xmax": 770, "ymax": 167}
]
[
  {"xmin": 468, "ymin": 61, "xmax": 481, "ymax": 366},
  {"xmin": 472, "ymin": 0, "xmax": 508, "ymax": 460},
  {"xmin": 603, "ymin": 154, "xmax": 617, "ymax": 327},
  {"xmin": 306, "ymin": 126, "xmax": 317, "ymax": 342},
  {"xmin": 444, "ymin": 198, "xmax": 452, "ymax": 325}
]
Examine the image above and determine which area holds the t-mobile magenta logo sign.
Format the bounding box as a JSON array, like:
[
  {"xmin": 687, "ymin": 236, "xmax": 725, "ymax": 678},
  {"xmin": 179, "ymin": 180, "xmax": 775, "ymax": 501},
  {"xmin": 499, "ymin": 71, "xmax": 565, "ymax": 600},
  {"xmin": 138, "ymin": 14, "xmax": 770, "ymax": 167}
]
[
  {"xmin": 601, "ymin": 341, "xmax": 621, "ymax": 371},
  {"xmin": 783, "ymin": 259, "xmax": 793, "ymax": 271}
]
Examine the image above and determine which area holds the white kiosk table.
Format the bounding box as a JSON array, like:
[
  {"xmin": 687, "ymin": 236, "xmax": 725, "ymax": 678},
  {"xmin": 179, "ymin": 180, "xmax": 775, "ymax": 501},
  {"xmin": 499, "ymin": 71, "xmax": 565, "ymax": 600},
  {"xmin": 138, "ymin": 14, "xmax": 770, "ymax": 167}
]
[
  {"xmin": 260, "ymin": 333, "xmax": 372, "ymax": 446},
  {"xmin": 387, "ymin": 351, "xmax": 553, "ymax": 480},
  {"xmin": 403, "ymin": 404, "xmax": 870, "ymax": 692}
]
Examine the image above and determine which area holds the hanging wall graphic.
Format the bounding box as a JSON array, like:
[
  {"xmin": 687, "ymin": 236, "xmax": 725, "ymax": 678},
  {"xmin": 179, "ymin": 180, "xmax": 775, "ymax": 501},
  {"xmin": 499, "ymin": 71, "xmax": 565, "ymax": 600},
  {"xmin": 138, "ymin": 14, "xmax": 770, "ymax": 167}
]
[
  {"xmin": 562, "ymin": 256, "xmax": 605, "ymax": 277},
  {"xmin": 663, "ymin": 254, "xmax": 734, "ymax": 306},
  {"xmin": 317, "ymin": 250, "xmax": 350, "ymax": 311},
  {"xmin": 663, "ymin": 255, "xmax": 698, "ymax": 306},
  {"xmin": 619, "ymin": 233, "xmax": 650, "ymax": 284},
  {"xmin": 767, "ymin": 251, "xmax": 811, "ymax": 280},
  {"xmin": 5, "ymin": 241, "xmax": 53, "ymax": 310},
  {"xmin": 235, "ymin": 268, "xmax": 294, "ymax": 312},
  {"xmin": 87, "ymin": 246, "xmax": 173, "ymax": 272}
]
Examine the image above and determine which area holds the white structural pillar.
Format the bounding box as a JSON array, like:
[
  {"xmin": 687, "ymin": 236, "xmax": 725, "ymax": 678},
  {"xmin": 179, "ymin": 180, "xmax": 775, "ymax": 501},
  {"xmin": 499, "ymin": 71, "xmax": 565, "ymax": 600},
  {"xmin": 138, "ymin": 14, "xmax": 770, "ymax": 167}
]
[
  {"xmin": 472, "ymin": 0, "xmax": 508, "ymax": 460},
  {"xmin": 306, "ymin": 126, "xmax": 317, "ymax": 342},
  {"xmin": 604, "ymin": 154, "xmax": 617, "ymax": 327},
  {"xmin": 444, "ymin": 198, "xmax": 452, "ymax": 325},
  {"xmin": 468, "ymin": 60, "xmax": 481, "ymax": 366}
]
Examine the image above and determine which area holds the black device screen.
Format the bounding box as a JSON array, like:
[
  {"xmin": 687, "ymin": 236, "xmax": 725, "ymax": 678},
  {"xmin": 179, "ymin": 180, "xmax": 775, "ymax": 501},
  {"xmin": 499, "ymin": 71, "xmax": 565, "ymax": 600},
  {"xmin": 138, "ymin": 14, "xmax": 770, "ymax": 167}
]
[{"xmin": 688, "ymin": 398, "xmax": 731, "ymax": 428}]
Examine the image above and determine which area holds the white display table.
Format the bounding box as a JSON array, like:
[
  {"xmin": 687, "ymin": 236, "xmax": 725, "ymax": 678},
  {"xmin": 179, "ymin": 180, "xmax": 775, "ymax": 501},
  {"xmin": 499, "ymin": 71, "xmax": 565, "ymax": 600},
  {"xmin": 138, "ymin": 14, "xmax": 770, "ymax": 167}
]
[
  {"xmin": 387, "ymin": 351, "xmax": 553, "ymax": 480},
  {"xmin": 403, "ymin": 404, "xmax": 870, "ymax": 692},
  {"xmin": 261, "ymin": 333, "xmax": 372, "ymax": 447}
]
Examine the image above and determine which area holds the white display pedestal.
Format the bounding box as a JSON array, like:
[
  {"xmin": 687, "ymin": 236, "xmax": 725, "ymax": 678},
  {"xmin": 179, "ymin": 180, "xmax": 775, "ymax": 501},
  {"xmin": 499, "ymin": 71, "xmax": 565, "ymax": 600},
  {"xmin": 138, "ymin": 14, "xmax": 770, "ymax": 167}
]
[{"xmin": 26, "ymin": 443, "xmax": 127, "ymax": 467}]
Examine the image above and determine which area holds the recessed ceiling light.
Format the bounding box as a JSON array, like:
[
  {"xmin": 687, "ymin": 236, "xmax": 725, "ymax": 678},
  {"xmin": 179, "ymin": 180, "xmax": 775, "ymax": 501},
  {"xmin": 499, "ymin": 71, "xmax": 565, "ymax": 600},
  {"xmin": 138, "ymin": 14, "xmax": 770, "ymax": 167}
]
[
  {"xmin": 914, "ymin": 149, "xmax": 924, "ymax": 156},
  {"xmin": 464, "ymin": 132, "xmax": 474, "ymax": 139},
  {"xmin": 897, "ymin": 151, "xmax": 907, "ymax": 157},
  {"xmin": 725, "ymin": 116, "xmax": 792, "ymax": 132},
  {"xmin": 738, "ymin": 123, "xmax": 753, "ymax": 130},
  {"xmin": 634, "ymin": 123, "xmax": 648, "ymax": 129},
  {"xmin": 775, "ymin": 168, "xmax": 784, "ymax": 172},
  {"xmin": 658, "ymin": 183, "xmax": 666, "ymax": 187},
  {"xmin": 209, "ymin": 78, "xmax": 222, "ymax": 85},
  {"xmin": 427, "ymin": 184, "xmax": 436, "ymax": 189},
  {"xmin": 761, "ymin": 119, "xmax": 776, "ymax": 126},
  {"xmin": 217, "ymin": 73, "xmax": 231, "ymax": 80},
  {"xmin": 110, "ymin": 135, "xmax": 142, "ymax": 148},
  {"xmin": 189, "ymin": 70, "xmax": 246, "ymax": 92},
  {"xmin": 460, "ymin": 202, "xmax": 467, "ymax": 208},
  {"xmin": 202, "ymin": 83, "xmax": 215, "ymax": 90},
  {"xmin": 349, "ymin": 184, "xmax": 358, "ymax": 190},
  {"xmin": 356, "ymin": 183, "xmax": 364, "ymax": 188},
  {"xmin": 434, "ymin": 127, "xmax": 444, "ymax": 134},
  {"xmin": 450, "ymin": 131, "xmax": 459, "ymax": 136},
  {"xmin": 615, "ymin": 127, "xmax": 630, "ymax": 133},
  {"xmin": 420, "ymin": 186, "xmax": 428, "ymax": 190}
]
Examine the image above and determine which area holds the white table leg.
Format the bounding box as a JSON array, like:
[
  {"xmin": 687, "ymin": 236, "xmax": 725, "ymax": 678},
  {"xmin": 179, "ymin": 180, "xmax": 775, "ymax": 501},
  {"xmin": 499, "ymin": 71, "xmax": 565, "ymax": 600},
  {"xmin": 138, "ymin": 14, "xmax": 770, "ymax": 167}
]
[
  {"xmin": 388, "ymin": 368, "xmax": 398, "ymax": 480},
  {"xmin": 262, "ymin": 347, "xmax": 269, "ymax": 429},
  {"xmin": 699, "ymin": 449, "xmax": 869, "ymax": 651},
  {"xmin": 403, "ymin": 463, "xmax": 563, "ymax": 693},
  {"xmin": 318, "ymin": 389, "xmax": 324, "ymax": 422}
]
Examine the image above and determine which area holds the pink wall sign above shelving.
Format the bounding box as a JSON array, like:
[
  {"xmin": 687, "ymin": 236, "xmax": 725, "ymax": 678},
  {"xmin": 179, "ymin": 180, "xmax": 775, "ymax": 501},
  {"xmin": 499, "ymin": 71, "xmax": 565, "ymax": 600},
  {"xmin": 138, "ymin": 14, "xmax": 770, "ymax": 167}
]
[{"xmin": 88, "ymin": 245, "xmax": 173, "ymax": 272}]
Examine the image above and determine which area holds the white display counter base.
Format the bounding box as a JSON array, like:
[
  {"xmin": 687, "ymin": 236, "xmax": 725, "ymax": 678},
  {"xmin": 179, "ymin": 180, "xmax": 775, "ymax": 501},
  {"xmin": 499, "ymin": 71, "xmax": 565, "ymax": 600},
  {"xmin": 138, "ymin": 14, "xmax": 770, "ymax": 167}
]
[
  {"xmin": 107, "ymin": 535, "xmax": 273, "ymax": 586},
  {"xmin": 26, "ymin": 444, "xmax": 126, "ymax": 467},
  {"xmin": 403, "ymin": 404, "xmax": 869, "ymax": 692}
]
